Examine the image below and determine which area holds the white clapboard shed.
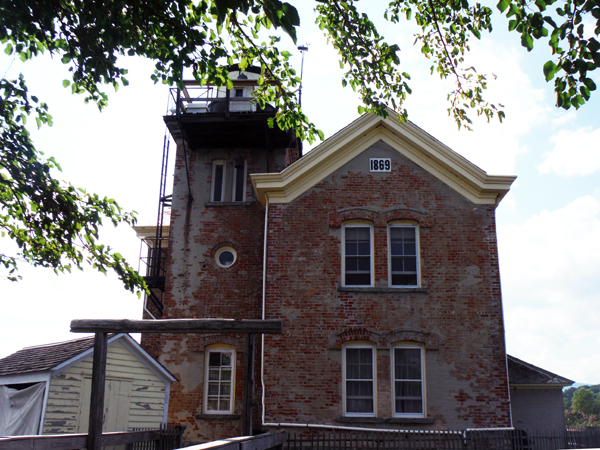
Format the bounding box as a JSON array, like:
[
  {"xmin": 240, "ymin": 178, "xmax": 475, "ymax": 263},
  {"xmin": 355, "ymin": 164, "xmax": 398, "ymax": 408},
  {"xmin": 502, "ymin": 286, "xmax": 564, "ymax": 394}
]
[{"xmin": 0, "ymin": 334, "xmax": 176, "ymax": 436}]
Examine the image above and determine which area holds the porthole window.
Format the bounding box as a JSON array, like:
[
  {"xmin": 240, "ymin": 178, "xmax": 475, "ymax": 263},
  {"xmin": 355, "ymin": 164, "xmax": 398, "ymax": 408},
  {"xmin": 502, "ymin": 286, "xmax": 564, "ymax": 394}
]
[{"xmin": 215, "ymin": 247, "xmax": 237, "ymax": 268}]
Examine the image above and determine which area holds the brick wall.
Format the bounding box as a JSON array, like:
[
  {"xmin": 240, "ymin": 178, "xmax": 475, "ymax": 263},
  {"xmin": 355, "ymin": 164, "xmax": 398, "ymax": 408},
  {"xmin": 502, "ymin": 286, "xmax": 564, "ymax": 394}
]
[
  {"xmin": 262, "ymin": 140, "xmax": 511, "ymax": 430},
  {"xmin": 143, "ymin": 137, "xmax": 512, "ymax": 443}
]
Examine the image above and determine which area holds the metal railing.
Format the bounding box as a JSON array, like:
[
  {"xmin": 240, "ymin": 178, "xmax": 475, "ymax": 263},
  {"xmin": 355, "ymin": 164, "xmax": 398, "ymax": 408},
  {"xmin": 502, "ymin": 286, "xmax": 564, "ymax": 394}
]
[{"xmin": 283, "ymin": 427, "xmax": 600, "ymax": 450}]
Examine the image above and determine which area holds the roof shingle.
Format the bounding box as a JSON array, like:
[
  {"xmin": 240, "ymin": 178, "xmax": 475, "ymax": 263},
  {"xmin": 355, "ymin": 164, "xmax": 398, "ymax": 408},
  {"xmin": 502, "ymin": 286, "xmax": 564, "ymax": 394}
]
[{"xmin": 0, "ymin": 336, "xmax": 96, "ymax": 376}]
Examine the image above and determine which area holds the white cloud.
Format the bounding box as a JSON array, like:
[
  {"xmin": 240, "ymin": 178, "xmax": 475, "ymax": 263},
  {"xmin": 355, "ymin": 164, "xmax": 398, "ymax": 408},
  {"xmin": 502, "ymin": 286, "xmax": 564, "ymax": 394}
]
[
  {"xmin": 539, "ymin": 126, "xmax": 600, "ymax": 177},
  {"xmin": 499, "ymin": 195, "xmax": 600, "ymax": 382}
]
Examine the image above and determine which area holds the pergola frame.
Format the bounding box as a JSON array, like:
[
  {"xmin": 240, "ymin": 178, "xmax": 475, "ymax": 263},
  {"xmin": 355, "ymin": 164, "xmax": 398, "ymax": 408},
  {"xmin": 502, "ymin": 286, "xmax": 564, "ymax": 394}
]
[{"xmin": 70, "ymin": 319, "xmax": 284, "ymax": 450}]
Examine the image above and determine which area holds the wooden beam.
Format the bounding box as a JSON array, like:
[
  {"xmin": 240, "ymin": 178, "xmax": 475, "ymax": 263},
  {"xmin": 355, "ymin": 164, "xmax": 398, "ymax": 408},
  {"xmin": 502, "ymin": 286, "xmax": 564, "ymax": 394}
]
[
  {"xmin": 242, "ymin": 333, "xmax": 255, "ymax": 436},
  {"xmin": 70, "ymin": 318, "xmax": 283, "ymax": 334},
  {"xmin": 87, "ymin": 332, "xmax": 107, "ymax": 450}
]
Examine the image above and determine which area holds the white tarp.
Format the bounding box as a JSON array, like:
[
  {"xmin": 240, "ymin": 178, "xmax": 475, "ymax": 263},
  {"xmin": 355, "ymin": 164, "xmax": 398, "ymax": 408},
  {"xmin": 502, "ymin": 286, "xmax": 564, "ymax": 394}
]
[{"xmin": 0, "ymin": 383, "xmax": 46, "ymax": 436}]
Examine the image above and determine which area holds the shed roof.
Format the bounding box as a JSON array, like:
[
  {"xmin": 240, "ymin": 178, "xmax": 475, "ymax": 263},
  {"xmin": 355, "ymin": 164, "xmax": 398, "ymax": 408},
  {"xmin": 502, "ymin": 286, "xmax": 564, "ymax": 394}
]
[
  {"xmin": 507, "ymin": 354, "xmax": 574, "ymax": 387},
  {"xmin": 0, "ymin": 336, "xmax": 96, "ymax": 376}
]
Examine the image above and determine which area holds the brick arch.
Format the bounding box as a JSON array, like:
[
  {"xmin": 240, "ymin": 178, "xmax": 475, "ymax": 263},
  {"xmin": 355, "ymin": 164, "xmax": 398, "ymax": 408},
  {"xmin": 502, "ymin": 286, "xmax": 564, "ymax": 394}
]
[
  {"xmin": 386, "ymin": 330, "xmax": 440, "ymax": 350},
  {"xmin": 384, "ymin": 207, "xmax": 434, "ymax": 227},
  {"xmin": 329, "ymin": 328, "xmax": 386, "ymax": 349},
  {"xmin": 201, "ymin": 336, "xmax": 243, "ymax": 351},
  {"xmin": 329, "ymin": 207, "xmax": 380, "ymax": 228}
]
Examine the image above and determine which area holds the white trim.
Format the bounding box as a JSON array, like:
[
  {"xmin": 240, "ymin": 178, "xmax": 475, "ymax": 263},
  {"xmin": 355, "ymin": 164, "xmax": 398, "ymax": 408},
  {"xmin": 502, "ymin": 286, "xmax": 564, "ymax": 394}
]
[
  {"xmin": 163, "ymin": 382, "xmax": 171, "ymax": 424},
  {"xmin": 232, "ymin": 159, "xmax": 247, "ymax": 202},
  {"xmin": 215, "ymin": 247, "xmax": 237, "ymax": 268},
  {"xmin": 342, "ymin": 223, "xmax": 374, "ymax": 287},
  {"xmin": 388, "ymin": 224, "xmax": 420, "ymax": 288},
  {"xmin": 211, "ymin": 160, "xmax": 227, "ymax": 202},
  {"xmin": 391, "ymin": 344, "xmax": 425, "ymax": 418},
  {"xmin": 343, "ymin": 344, "xmax": 376, "ymax": 417},
  {"xmin": 0, "ymin": 372, "xmax": 51, "ymax": 386},
  {"xmin": 251, "ymin": 112, "xmax": 516, "ymax": 208},
  {"xmin": 39, "ymin": 379, "xmax": 51, "ymax": 434},
  {"xmin": 204, "ymin": 348, "xmax": 235, "ymax": 415}
]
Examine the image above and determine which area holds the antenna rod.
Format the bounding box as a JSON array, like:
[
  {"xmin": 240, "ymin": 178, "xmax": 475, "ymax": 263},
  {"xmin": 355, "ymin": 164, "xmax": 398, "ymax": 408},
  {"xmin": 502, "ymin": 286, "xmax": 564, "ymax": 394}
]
[{"xmin": 298, "ymin": 44, "xmax": 309, "ymax": 110}]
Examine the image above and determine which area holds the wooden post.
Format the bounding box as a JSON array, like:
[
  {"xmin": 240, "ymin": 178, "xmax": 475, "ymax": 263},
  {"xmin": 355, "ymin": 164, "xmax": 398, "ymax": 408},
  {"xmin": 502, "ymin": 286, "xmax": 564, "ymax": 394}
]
[
  {"xmin": 87, "ymin": 332, "xmax": 108, "ymax": 450},
  {"xmin": 242, "ymin": 332, "xmax": 255, "ymax": 436}
]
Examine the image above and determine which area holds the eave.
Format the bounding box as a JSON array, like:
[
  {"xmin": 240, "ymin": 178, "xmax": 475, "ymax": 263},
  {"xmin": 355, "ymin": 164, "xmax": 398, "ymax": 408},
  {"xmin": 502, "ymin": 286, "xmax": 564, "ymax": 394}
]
[{"xmin": 251, "ymin": 113, "xmax": 516, "ymax": 208}]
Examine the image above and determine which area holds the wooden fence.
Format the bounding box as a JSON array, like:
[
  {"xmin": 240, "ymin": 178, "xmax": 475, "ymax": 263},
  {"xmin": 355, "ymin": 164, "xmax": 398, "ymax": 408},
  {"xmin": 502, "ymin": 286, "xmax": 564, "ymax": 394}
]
[
  {"xmin": 0, "ymin": 424, "xmax": 185, "ymax": 450},
  {"xmin": 284, "ymin": 427, "xmax": 600, "ymax": 450}
]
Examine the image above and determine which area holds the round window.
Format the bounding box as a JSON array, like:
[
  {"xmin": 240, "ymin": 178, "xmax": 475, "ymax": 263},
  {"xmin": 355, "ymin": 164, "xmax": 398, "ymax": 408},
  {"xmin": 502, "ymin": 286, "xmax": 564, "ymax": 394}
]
[{"xmin": 215, "ymin": 247, "xmax": 237, "ymax": 268}]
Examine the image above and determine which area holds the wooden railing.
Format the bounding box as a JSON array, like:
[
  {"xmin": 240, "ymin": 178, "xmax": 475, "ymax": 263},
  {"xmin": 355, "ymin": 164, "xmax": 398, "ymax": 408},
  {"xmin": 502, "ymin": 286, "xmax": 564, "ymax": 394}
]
[
  {"xmin": 0, "ymin": 425, "xmax": 185, "ymax": 450},
  {"xmin": 181, "ymin": 431, "xmax": 287, "ymax": 450}
]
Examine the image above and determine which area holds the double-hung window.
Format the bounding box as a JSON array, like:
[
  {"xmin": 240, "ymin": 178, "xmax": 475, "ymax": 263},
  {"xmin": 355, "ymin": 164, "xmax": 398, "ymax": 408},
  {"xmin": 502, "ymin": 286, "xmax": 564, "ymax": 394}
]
[
  {"xmin": 389, "ymin": 225, "xmax": 419, "ymax": 287},
  {"xmin": 211, "ymin": 160, "xmax": 226, "ymax": 202},
  {"xmin": 343, "ymin": 225, "xmax": 372, "ymax": 286},
  {"xmin": 204, "ymin": 348, "xmax": 234, "ymax": 414},
  {"xmin": 232, "ymin": 158, "xmax": 246, "ymax": 202},
  {"xmin": 393, "ymin": 346, "xmax": 424, "ymax": 417},
  {"xmin": 344, "ymin": 346, "xmax": 375, "ymax": 416}
]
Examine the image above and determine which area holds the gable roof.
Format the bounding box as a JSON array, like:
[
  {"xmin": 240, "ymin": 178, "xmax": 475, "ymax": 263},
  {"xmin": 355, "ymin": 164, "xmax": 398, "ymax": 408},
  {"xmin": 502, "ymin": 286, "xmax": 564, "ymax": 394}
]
[
  {"xmin": 251, "ymin": 112, "xmax": 516, "ymax": 208},
  {"xmin": 0, "ymin": 336, "xmax": 95, "ymax": 376},
  {"xmin": 0, "ymin": 334, "xmax": 176, "ymax": 383},
  {"xmin": 507, "ymin": 354, "xmax": 574, "ymax": 388}
]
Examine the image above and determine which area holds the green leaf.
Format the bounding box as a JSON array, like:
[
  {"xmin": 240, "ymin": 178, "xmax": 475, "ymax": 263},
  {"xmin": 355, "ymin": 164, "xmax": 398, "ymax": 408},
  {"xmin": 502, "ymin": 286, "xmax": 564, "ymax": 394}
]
[
  {"xmin": 543, "ymin": 60, "xmax": 557, "ymax": 80},
  {"xmin": 497, "ymin": 0, "xmax": 511, "ymax": 13},
  {"xmin": 62, "ymin": 79, "xmax": 70, "ymax": 88}
]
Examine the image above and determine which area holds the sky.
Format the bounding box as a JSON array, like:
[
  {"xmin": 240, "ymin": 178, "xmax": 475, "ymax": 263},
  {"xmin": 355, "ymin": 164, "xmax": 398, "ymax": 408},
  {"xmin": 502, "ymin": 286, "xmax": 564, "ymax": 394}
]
[{"xmin": 1, "ymin": 3, "xmax": 599, "ymax": 386}]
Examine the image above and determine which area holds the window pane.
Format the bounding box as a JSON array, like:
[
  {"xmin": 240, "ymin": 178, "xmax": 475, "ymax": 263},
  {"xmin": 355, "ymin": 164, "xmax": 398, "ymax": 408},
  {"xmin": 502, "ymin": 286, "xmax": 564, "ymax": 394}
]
[
  {"xmin": 220, "ymin": 383, "xmax": 231, "ymax": 395},
  {"xmin": 213, "ymin": 165, "xmax": 224, "ymax": 202},
  {"xmin": 207, "ymin": 399, "xmax": 218, "ymax": 410},
  {"xmin": 209, "ymin": 352, "xmax": 221, "ymax": 367},
  {"xmin": 208, "ymin": 383, "xmax": 219, "ymax": 395},
  {"xmin": 346, "ymin": 272, "xmax": 371, "ymax": 286},
  {"xmin": 392, "ymin": 273, "xmax": 417, "ymax": 286},
  {"xmin": 221, "ymin": 353, "xmax": 231, "ymax": 366},
  {"xmin": 208, "ymin": 369, "xmax": 220, "ymax": 380}
]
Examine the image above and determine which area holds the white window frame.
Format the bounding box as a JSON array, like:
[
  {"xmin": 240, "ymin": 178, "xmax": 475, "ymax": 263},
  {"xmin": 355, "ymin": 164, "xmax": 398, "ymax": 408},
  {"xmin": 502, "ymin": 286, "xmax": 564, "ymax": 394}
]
[
  {"xmin": 388, "ymin": 223, "xmax": 420, "ymax": 288},
  {"xmin": 211, "ymin": 160, "xmax": 226, "ymax": 202},
  {"xmin": 392, "ymin": 344, "xmax": 425, "ymax": 418},
  {"xmin": 342, "ymin": 223, "xmax": 374, "ymax": 287},
  {"xmin": 204, "ymin": 347, "xmax": 235, "ymax": 414},
  {"xmin": 343, "ymin": 344, "xmax": 376, "ymax": 417},
  {"xmin": 232, "ymin": 159, "xmax": 247, "ymax": 202}
]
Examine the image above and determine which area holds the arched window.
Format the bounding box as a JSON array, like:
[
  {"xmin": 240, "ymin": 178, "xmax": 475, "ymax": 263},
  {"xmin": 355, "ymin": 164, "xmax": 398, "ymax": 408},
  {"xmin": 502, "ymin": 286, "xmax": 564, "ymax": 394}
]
[{"xmin": 204, "ymin": 346, "xmax": 235, "ymax": 414}]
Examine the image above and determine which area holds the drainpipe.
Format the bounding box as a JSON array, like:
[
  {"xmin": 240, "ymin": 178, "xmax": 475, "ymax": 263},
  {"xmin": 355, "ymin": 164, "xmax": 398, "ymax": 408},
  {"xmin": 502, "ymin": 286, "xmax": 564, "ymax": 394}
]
[{"xmin": 261, "ymin": 195, "xmax": 269, "ymax": 427}]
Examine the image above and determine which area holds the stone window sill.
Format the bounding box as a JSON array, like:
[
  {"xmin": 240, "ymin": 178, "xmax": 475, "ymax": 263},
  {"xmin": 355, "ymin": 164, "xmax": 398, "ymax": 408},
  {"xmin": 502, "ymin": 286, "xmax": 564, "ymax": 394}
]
[
  {"xmin": 338, "ymin": 287, "xmax": 427, "ymax": 294},
  {"xmin": 195, "ymin": 414, "xmax": 241, "ymax": 420},
  {"xmin": 336, "ymin": 416, "xmax": 434, "ymax": 425},
  {"xmin": 206, "ymin": 201, "xmax": 253, "ymax": 207}
]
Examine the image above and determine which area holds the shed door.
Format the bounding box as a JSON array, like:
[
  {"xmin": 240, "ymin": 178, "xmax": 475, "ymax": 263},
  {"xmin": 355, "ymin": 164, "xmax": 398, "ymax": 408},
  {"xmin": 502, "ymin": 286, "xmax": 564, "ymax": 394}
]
[{"xmin": 78, "ymin": 378, "xmax": 132, "ymax": 433}]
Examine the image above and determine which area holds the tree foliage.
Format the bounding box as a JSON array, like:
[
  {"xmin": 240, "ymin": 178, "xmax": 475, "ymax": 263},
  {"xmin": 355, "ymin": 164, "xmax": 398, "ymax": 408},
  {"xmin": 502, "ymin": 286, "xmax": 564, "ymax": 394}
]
[
  {"xmin": 1, "ymin": 0, "xmax": 599, "ymax": 287},
  {"xmin": 0, "ymin": 75, "xmax": 145, "ymax": 291},
  {"xmin": 565, "ymin": 385, "xmax": 600, "ymax": 426}
]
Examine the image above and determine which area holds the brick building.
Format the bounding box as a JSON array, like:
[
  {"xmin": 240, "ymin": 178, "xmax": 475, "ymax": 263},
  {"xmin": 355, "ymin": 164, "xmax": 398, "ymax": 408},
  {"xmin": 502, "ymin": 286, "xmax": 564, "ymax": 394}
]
[{"xmin": 137, "ymin": 67, "xmax": 517, "ymax": 444}]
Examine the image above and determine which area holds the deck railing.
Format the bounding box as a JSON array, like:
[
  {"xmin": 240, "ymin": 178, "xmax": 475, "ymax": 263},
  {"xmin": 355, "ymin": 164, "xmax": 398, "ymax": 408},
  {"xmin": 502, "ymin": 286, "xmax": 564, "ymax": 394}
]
[
  {"xmin": 0, "ymin": 424, "xmax": 186, "ymax": 450},
  {"xmin": 283, "ymin": 427, "xmax": 600, "ymax": 450}
]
